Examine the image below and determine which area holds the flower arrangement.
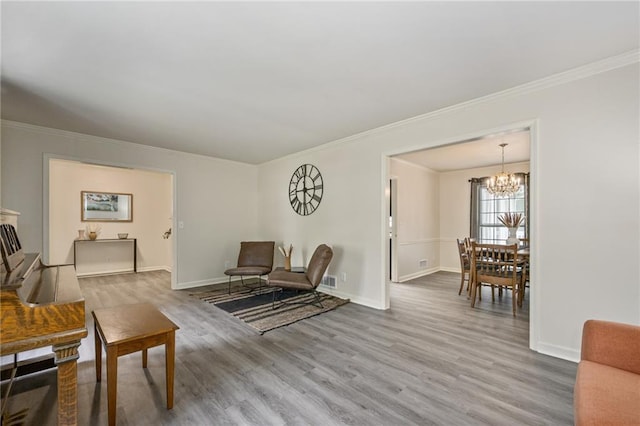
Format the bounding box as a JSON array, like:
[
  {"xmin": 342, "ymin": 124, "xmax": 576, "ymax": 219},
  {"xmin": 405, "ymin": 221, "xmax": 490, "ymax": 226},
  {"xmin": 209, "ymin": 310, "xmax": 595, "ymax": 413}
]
[
  {"xmin": 278, "ymin": 244, "xmax": 293, "ymax": 271},
  {"xmin": 498, "ymin": 212, "xmax": 524, "ymax": 228},
  {"xmin": 278, "ymin": 244, "xmax": 292, "ymax": 258}
]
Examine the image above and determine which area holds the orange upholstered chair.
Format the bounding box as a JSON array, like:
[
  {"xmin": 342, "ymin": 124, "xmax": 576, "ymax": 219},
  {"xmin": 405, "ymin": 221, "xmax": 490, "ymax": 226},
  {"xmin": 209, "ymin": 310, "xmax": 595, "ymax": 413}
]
[{"xmin": 574, "ymin": 320, "xmax": 640, "ymax": 425}]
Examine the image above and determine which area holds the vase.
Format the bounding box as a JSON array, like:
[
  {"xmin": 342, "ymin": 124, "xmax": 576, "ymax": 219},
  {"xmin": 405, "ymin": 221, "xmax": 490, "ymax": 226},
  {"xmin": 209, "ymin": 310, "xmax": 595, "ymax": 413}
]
[
  {"xmin": 506, "ymin": 227, "xmax": 519, "ymax": 246},
  {"xmin": 88, "ymin": 231, "xmax": 98, "ymax": 241},
  {"xmin": 284, "ymin": 256, "xmax": 291, "ymax": 271},
  {"xmin": 78, "ymin": 229, "xmax": 85, "ymax": 240}
]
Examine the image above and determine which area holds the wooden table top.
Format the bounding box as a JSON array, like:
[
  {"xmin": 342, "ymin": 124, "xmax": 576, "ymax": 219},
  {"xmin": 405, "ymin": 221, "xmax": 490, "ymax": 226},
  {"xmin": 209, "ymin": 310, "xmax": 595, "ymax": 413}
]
[{"xmin": 92, "ymin": 303, "xmax": 179, "ymax": 346}]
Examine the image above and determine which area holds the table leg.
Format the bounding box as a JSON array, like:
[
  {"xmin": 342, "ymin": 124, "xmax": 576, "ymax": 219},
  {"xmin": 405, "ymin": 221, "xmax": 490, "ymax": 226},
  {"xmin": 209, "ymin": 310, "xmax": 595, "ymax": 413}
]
[
  {"xmin": 53, "ymin": 341, "xmax": 81, "ymax": 426},
  {"xmin": 106, "ymin": 346, "xmax": 118, "ymax": 426},
  {"xmin": 165, "ymin": 330, "xmax": 175, "ymax": 409},
  {"xmin": 142, "ymin": 348, "xmax": 147, "ymax": 368},
  {"xmin": 95, "ymin": 323, "xmax": 102, "ymax": 382}
]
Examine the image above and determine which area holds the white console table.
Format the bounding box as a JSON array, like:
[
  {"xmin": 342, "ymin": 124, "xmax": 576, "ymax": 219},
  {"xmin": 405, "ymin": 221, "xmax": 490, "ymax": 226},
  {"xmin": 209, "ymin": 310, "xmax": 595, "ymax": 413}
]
[{"xmin": 73, "ymin": 238, "xmax": 137, "ymax": 273}]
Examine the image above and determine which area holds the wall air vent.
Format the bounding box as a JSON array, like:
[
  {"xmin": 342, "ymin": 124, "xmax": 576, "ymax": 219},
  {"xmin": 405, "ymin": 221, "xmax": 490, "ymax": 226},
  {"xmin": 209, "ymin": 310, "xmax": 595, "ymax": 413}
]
[{"xmin": 320, "ymin": 275, "xmax": 337, "ymax": 289}]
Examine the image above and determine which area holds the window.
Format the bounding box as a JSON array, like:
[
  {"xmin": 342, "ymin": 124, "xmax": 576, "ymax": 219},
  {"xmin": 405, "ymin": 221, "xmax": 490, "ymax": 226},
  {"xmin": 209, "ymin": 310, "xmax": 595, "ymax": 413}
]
[{"xmin": 470, "ymin": 173, "xmax": 529, "ymax": 244}]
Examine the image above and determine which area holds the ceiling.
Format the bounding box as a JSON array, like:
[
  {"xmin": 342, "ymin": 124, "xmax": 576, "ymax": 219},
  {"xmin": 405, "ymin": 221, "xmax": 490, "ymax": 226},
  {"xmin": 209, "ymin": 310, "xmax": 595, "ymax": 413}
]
[
  {"xmin": 1, "ymin": 2, "xmax": 638, "ymax": 165},
  {"xmin": 394, "ymin": 130, "xmax": 530, "ymax": 172}
]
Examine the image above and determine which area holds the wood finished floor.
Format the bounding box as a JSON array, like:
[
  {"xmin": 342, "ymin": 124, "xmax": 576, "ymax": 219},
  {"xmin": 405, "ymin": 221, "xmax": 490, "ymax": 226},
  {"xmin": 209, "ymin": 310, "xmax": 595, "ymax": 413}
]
[{"xmin": 3, "ymin": 270, "xmax": 577, "ymax": 425}]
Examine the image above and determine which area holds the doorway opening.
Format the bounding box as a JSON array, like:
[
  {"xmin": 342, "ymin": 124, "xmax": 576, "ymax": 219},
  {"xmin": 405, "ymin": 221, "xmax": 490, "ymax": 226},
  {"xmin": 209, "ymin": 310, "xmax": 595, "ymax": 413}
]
[
  {"xmin": 383, "ymin": 122, "xmax": 537, "ymax": 349},
  {"xmin": 46, "ymin": 157, "xmax": 176, "ymax": 287}
]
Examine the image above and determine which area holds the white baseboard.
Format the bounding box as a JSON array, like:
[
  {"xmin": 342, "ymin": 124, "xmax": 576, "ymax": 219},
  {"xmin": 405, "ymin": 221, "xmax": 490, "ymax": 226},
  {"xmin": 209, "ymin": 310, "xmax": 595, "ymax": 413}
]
[
  {"xmin": 398, "ymin": 266, "xmax": 440, "ymax": 282},
  {"xmin": 318, "ymin": 287, "xmax": 385, "ymax": 310},
  {"xmin": 175, "ymin": 276, "xmax": 229, "ymax": 290},
  {"xmin": 78, "ymin": 266, "xmax": 171, "ymax": 277},
  {"xmin": 534, "ymin": 342, "xmax": 580, "ymax": 363},
  {"xmin": 438, "ymin": 267, "xmax": 460, "ymax": 273},
  {"xmin": 138, "ymin": 266, "xmax": 172, "ymax": 273},
  {"xmin": 77, "ymin": 268, "xmax": 135, "ymax": 277}
]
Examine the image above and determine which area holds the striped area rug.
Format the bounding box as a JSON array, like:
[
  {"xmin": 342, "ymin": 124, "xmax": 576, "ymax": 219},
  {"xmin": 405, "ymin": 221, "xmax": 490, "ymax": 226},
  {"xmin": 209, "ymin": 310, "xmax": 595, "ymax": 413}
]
[{"xmin": 191, "ymin": 282, "xmax": 349, "ymax": 334}]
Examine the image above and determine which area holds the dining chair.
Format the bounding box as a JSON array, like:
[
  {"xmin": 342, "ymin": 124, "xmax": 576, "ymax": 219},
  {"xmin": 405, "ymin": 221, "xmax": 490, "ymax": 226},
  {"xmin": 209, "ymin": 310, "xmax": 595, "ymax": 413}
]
[
  {"xmin": 470, "ymin": 242, "xmax": 526, "ymax": 316},
  {"xmin": 456, "ymin": 239, "xmax": 471, "ymax": 295},
  {"xmin": 465, "ymin": 237, "xmax": 500, "ymax": 301},
  {"xmin": 519, "ymin": 243, "xmax": 530, "ymax": 305},
  {"xmin": 463, "ymin": 237, "xmax": 476, "ymax": 253}
]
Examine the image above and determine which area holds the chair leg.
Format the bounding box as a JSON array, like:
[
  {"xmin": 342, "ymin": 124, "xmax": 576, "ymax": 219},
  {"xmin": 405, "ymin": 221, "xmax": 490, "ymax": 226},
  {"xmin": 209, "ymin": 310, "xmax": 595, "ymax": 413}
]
[
  {"xmin": 470, "ymin": 279, "xmax": 477, "ymax": 307},
  {"xmin": 518, "ymin": 275, "xmax": 525, "ymax": 307},
  {"xmin": 228, "ymin": 276, "xmax": 232, "ymax": 294},
  {"xmin": 313, "ymin": 290, "xmax": 324, "ymax": 308},
  {"xmin": 458, "ymin": 273, "xmax": 465, "ymax": 295}
]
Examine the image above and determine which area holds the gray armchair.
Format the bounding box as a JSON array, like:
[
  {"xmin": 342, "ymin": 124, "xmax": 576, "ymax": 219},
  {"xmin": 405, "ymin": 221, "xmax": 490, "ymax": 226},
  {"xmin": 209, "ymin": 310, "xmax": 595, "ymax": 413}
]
[
  {"xmin": 224, "ymin": 241, "xmax": 275, "ymax": 294},
  {"xmin": 267, "ymin": 244, "xmax": 333, "ymax": 309}
]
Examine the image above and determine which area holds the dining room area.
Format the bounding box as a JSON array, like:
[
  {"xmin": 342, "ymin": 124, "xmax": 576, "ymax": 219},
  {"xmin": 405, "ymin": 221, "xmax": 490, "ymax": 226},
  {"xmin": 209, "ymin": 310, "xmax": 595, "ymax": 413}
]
[{"xmin": 389, "ymin": 128, "xmax": 532, "ymax": 320}]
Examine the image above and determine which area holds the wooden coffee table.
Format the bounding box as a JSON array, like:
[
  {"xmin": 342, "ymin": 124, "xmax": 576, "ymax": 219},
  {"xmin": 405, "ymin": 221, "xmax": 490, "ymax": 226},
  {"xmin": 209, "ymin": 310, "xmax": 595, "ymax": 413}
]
[{"xmin": 92, "ymin": 303, "xmax": 179, "ymax": 426}]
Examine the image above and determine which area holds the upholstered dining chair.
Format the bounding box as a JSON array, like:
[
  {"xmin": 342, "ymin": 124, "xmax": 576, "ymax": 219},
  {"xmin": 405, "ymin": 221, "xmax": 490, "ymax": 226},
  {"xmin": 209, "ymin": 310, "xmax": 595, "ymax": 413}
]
[
  {"xmin": 224, "ymin": 241, "xmax": 275, "ymax": 294},
  {"xmin": 456, "ymin": 239, "xmax": 471, "ymax": 295},
  {"xmin": 470, "ymin": 242, "xmax": 526, "ymax": 316},
  {"xmin": 266, "ymin": 244, "xmax": 333, "ymax": 309}
]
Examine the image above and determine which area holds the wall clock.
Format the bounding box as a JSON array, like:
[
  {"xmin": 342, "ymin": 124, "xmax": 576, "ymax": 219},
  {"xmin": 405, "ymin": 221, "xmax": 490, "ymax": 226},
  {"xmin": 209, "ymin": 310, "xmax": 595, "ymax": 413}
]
[{"xmin": 289, "ymin": 164, "xmax": 323, "ymax": 216}]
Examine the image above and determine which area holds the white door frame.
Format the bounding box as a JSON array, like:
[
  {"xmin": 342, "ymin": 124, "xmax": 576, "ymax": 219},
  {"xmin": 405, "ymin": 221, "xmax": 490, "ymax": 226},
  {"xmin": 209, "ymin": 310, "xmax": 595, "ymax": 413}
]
[
  {"xmin": 381, "ymin": 118, "xmax": 539, "ymax": 351},
  {"xmin": 389, "ymin": 177, "xmax": 399, "ymax": 283},
  {"xmin": 43, "ymin": 154, "xmax": 178, "ymax": 289}
]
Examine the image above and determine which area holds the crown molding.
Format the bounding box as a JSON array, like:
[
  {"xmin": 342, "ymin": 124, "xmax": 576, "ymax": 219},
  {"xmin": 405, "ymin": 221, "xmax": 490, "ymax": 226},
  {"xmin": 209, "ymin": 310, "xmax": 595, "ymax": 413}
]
[
  {"xmin": 262, "ymin": 49, "xmax": 640, "ymax": 165},
  {"xmin": 0, "ymin": 119, "xmax": 254, "ymax": 168}
]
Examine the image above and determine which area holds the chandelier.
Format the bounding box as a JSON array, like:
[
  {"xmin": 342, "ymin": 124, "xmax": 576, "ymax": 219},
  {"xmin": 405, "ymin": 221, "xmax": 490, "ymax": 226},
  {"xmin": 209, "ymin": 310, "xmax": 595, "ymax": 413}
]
[{"xmin": 486, "ymin": 143, "xmax": 520, "ymax": 197}]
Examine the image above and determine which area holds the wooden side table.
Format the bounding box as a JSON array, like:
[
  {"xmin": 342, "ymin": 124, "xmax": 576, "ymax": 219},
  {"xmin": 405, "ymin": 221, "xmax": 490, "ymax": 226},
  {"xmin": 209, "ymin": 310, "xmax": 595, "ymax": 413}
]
[{"xmin": 92, "ymin": 303, "xmax": 179, "ymax": 426}]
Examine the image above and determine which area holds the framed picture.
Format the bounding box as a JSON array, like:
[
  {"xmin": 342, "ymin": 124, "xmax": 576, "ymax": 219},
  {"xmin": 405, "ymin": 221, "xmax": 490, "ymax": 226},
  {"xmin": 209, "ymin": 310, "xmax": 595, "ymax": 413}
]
[{"xmin": 81, "ymin": 191, "xmax": 133, "ymax": 222}]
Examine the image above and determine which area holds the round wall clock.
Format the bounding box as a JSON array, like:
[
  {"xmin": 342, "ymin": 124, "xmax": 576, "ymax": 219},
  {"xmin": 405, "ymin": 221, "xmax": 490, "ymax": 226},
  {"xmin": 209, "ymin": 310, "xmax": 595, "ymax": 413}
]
[{"xmin": 289, "ymin": 164, "xmax": 323, "ymax": 216}]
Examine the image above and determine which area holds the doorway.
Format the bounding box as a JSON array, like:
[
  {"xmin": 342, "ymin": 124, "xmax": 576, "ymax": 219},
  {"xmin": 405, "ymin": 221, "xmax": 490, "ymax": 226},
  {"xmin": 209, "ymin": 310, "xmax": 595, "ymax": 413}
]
[
  {"xmin": 46, "ymin": 157, "xmax": 175, "ymax": 285},
  {"xmin": 383, "ymin": 122, "xmax": 537, "ymax": 348}
]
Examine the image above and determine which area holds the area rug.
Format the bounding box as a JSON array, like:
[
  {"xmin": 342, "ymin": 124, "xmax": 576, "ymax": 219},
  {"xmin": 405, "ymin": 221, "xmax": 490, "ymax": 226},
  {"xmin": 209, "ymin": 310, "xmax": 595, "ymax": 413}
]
[{"xmin": 191, "ymin": 282, "xmax": 349, "ymax": 334}]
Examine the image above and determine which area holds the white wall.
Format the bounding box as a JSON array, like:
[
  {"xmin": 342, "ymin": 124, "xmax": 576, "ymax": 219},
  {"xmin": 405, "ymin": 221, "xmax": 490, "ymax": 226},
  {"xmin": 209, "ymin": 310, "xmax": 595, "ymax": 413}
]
[
  {"xmin": 257, "ymin": 59, "xmax": 639, "ymax": 361},
  {"xmin": 1, "ymin": 122, "xmax": 259, "ymax": 288},
  {"xmin": 390, "ymin": 158, "xmax": 440, "ymax": 281},
  {"xmin": 256, "ymin": 143, "xmax": 386, "ymax": 308},
  {"xmin": 1, "ymin": 55, "xmax": 637, "ymax": 362},
  {"xmin": 49, "ymin": 159, "xmax": 172, "ymax": 275},
  {"xmin": 439, "ymin": 161, "xmax": 530, "ymax": 271}
]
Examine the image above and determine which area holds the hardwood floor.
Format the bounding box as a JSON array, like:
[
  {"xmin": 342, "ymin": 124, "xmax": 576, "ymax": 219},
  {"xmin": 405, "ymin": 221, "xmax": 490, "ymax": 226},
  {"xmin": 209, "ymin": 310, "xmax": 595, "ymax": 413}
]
[{"xmin": 2, "ymin": 270, "xmax": 576, "ymax": 425}]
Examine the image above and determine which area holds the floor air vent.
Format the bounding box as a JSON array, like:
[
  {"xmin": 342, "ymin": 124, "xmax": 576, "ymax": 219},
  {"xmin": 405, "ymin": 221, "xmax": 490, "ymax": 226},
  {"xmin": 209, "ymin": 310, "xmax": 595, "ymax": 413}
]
[{"xmin": 320, "ymin": 275, "xmax": 337, "ymax": 289}]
